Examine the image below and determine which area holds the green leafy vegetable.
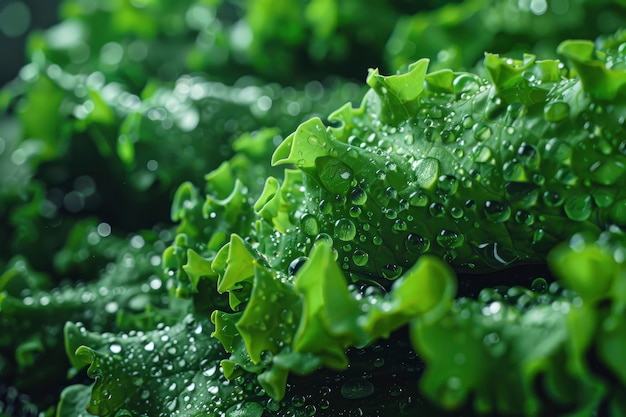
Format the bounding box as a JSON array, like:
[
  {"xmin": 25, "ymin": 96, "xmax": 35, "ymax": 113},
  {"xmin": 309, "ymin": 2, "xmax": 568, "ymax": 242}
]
[{"xmin": 4, "ymin": 1, "xmax": 626, "ymax": 417}]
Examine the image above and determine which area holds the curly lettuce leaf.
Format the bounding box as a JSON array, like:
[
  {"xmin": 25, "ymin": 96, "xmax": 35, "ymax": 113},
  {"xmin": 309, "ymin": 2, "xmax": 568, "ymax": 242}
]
[
  {"xmin": 61, "ymin": 314, "xmax": 268, "ymax": 417},
  {"xmin": 272, "ymin": 37, "xmax": 626, "ymax": 281},
  {"xmin": 155, "ymin": 33, "xmax": 626, "ymax": 412}
]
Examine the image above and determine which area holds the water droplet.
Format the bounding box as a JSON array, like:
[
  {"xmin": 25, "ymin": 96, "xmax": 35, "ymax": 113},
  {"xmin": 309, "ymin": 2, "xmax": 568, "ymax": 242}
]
[
  {"xmin": 144, "ymin": 341, "xmax": 155, "ymax": 351},
  {"xmin": 451, "ymin": 206, "xmax": 464, "ymax": 219},
  {"xmin": 506, "ymin": 102, "xmax": 527, "ymax": 119},
  {"xmin": 384, "ymin": 208, "xmax": 398, "ymax": 219},
  {"xmin": 473, "ymin": 123, "xmax": 492, "ymax": 142},
  {"xmin": 502, "ymin": 160, "xmax": 527, "ymax": 182},
  {"xmin": 517, "ymin": 143, "xmax": 540, "ymax": 170},
  {"xmin": 531, "ymin": 277, "xmax": 548, "ymax": 293},
  {"xmin": 392, "ymin": 219, "xmax": 407, "ymax": 232},
  {"xmin": 405, "ymin": 234, "xmax": 430, "ymax": 254},
  {"xmin": 350, "ymin": 188, "xmax": 367, "ymax": 205},
  {"xmin": 280, "ymin": 308, "xmax": 294, "ymax": 324},
  {"xmin": 483, "ymin": 200, "xmax": 511, "ymax": 223},
  {"xmin": 555, "ymin": 167, "xmax": 578, "ymax": 186},
  {"xmin": 381, "ymin": 264, "xmax": 402, "ymax": 280},
  {"xmin": 544, "ymin": 138, "xmax": 572, "ymax": 166},
  {"xmin": 334, "ymin": 218, "xmax": 356, "ymax": 241},
  {"xmin": 349, "ymin": 206, "xmax": 362, "ymax": 217},
  {"xmin": 408, "ymin": 191, "xmax": 428, "ymax": 207},
  {"xmin": 453, "ymin": 74, "xmax": 481, "ymax": 94},
  {"xmin": 437, "ymin": 175, "xmax": 458, "ymax": 194},
  {"xmin": 291, "ymin": 395, "xmax": 305, "ymax": 407},
  {"xmin": 110, "ymin": 343, "xmax": 122, "ymax": 354},
  {"xmin": 341, "ymin": 379, "xmax": 375, "ymax": 399},
  {"xmin": 473, "ymin": 144, "xmax": 492, "ymax": 163},
  {"xmin": 352, "ymin": 250, "xmax": 369, "ymax": 266},
  {"xmin": 462, "ymin": 115, "xmax": 475, "ymax": 129},
  {"xmin": 429, "ymin": 202, "xmax": 446, "ymax": 217},
  {"xmin": 514, "ymin": 210, "xmax": 534, "ymax": 226},
  {"xmin": 385, "ymin": 186, "xmax": 398, "ymax": 200},
  {"xmin": 542, "ymin": 191, "xmax": 563, "ymax": 207},
  {"xmin": 544, "ymin": 101, "xmax": 570, "ymax": 122},
  {"xmin": 319, "ymin": 399, "xmax": 330, "ymax": 409},
  {"xmin": 436, "ymin": 230, "xmax": 464, "ymax": 249},
  {"xmin": 563, "ymin": 195, "xmax": 592, "ymax": 222},
  {"xmin": 300, "ymin": 214, "xmax": 320, "ymax": 236},
  {"xmin": 319, "ymin": 199, "xmax": 332, "ymax": 215},
  {"xmin": 591, "ymin": 189, "xmax": 614, "ymax": 208},
  {"xmin": 288, "ymin": 256, "xmax": 309, "ymax": 275}
]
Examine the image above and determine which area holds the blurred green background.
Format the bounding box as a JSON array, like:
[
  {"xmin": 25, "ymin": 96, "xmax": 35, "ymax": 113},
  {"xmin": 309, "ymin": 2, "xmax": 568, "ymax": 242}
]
[{"xmin": 0, "ymin": 1, "xmax": 60, "ymax": 86}]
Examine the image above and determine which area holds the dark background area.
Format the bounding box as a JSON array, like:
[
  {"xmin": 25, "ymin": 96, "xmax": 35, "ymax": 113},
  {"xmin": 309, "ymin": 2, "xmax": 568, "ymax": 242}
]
[{"xmin": 0, "ymin": 0, "xmax": 60, "ymax": 87}]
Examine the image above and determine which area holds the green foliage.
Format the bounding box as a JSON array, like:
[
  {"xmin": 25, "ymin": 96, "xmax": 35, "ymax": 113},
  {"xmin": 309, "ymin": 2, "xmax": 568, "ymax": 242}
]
[{"xmin": 3, "ymin": 1, "xmax": 626, "ymax": 417}]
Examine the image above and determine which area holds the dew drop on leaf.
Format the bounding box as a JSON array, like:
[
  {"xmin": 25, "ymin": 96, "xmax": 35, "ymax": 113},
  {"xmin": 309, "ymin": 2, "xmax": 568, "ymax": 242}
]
[
  {"xmin": 473, "ymin": 144, "xmax": 492, "ymax": 163},
  {"xmin": 517, "ymin": 142, "xmax": 540, "ymax": 169},
  {"xmin": 483, "ymin": 200, "xmax": 511, "ymax": 223},
  {"xmin": 300, "ymin": 214, "xmax": 320, "ymax": 236},
  {"xmin": 288, "ymin": 256, "xmax": 308, "ymax": 275},
  {"xmin": 564, "ymin": 195, "xmax": 592, "ymax": 221},
  {"xmin": 542, "ymin": 191, "xmax": 563, "ymax": 207},
  {"xmin": 404, "ymin": 234, "xmax": 430, "ymax": 254},
  {"xmin": 437, "ymin": 175, "xmax": 458, "ymax": 194},
  {"xmin": 291, "ymin": 395, "xmax": 305, "ymax": 407},
  {"xmin": 352, "ymin": 249, "xmax": 369, "ymax": 266},
  {"xmin": 514, "ymin": 210, "xmax": 534, "ymax": 226},
  {"xmin": 429, "ymin": 202, "xmax": 446, "ymax": 217},
  {"xmin": 334, "ymin": 218, "xmax": 356, "ymax": 241},
  {"xmin": 392, "ymin": 219, "xmax": 407, "ymax": 232},
  {"xmin": 472, "ymin": 122, "xmax": 492, "ymax": 142},
  {"xmin": 319, "ymin": 199, "xmax": 332, "ymax": 215},
  {"xmin": 502, "ymin": 160, "xmax": 527, "ymax": 182},
  {"xmin": 436, "ymin": 230, "xmax": 464, "ymax": 249},
  {"xmin": 381, "ymin": 264, "xmax": 402, "ymax": 280},
  {"xmin": 408, "ymin": 190, "xmax": 428, "ymax": 207},
  {"xmin": 350, "ymin": 188, "xmax": 367, "ymax": 205},
  {"xmin": 453, "ymin": 74, "xmax": 481, "ymax": 94},
  {"xmin": 543, "ymin": 101, "xmax": 570, "ymax": 122}
]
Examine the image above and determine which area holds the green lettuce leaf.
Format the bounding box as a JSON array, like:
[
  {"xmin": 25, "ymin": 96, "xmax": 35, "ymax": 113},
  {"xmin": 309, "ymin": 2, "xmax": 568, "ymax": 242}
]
[{"xmin": 61, "ymin": 314, "xmax": 267, "ymax": 417}]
